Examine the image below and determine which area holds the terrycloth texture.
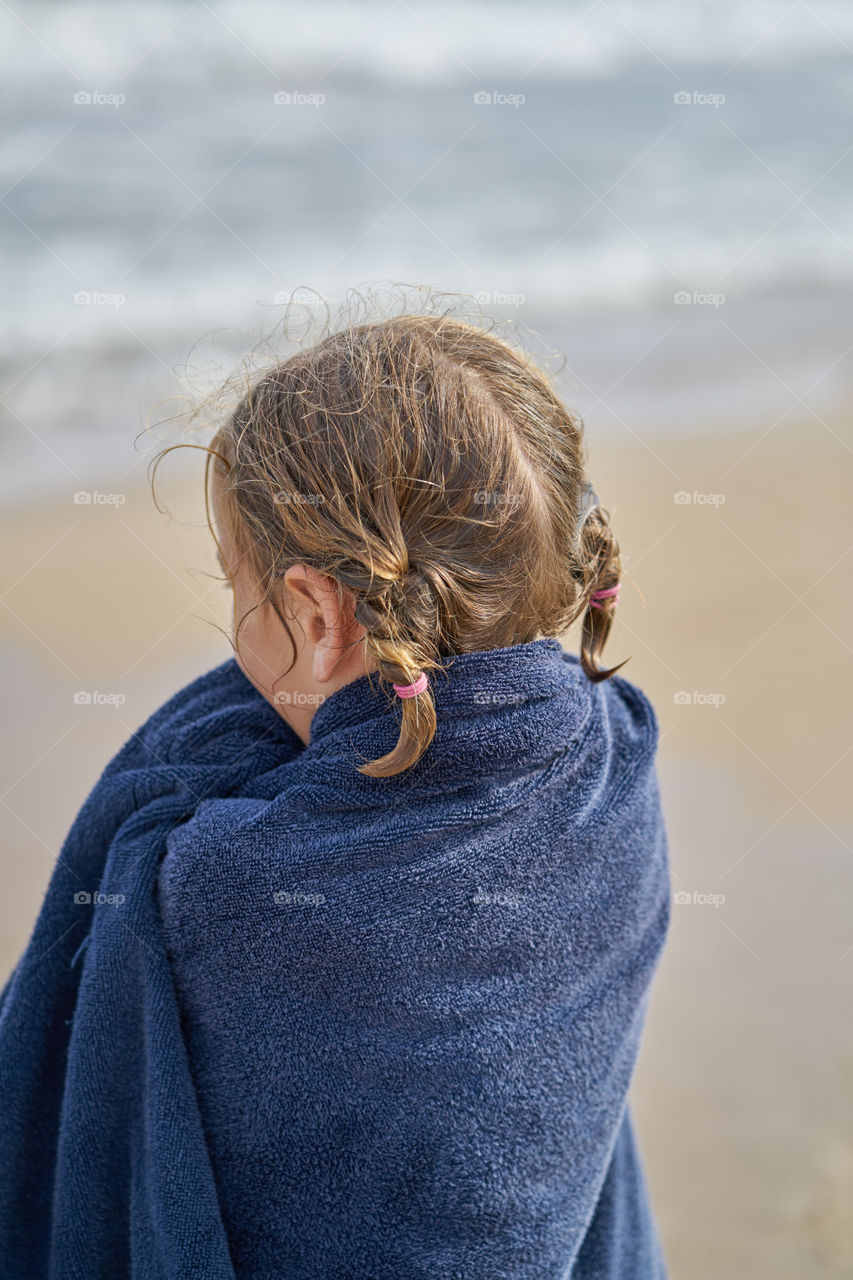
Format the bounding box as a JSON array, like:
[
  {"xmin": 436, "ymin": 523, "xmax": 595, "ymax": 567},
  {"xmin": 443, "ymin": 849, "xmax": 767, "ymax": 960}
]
[{"xmin": 0, "ymin": 638, "xmax": 670, "ymax": 1278}]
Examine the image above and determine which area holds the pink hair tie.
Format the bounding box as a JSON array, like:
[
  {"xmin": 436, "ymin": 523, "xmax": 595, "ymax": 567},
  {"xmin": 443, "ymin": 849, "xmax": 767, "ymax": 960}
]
[
  {"xmin": 392, "ymin": 672, "xmax": 429, "ymax": 699},
  {"xmin": 589, "ymin": 583, "xmax": 622, "ymax": 610}
]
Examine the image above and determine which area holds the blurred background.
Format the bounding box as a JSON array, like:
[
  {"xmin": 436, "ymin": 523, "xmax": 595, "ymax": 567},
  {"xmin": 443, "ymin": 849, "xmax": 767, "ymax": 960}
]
[{"xmin": 1, "ymin": 2, "xmax": 852, "ymax": 1275}]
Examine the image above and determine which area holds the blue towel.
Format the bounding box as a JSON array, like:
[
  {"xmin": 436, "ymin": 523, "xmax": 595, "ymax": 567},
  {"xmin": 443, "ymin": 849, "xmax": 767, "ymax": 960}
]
[{"xmin": 0, "ymin": 637, "xmax": 670, "ymax": 1278}]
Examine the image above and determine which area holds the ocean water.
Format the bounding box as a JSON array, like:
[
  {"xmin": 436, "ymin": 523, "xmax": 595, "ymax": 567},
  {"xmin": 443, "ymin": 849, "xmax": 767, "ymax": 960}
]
[{"xmin": 1, "ymin": 0, "xmax": 852, "ymax": 497}]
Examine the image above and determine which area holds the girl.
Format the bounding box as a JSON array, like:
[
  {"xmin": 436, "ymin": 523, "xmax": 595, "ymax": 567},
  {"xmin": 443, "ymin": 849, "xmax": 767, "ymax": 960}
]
[{"xmin": 0, "ymin": 314, "xmax": 670, "ymax": 1278}]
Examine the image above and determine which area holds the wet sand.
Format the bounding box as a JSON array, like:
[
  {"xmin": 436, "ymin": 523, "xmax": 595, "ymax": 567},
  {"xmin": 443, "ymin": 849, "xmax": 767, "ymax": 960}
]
[{"xmin": 1, "ymin": 414, "xmax": 851, "ymax": 1277}]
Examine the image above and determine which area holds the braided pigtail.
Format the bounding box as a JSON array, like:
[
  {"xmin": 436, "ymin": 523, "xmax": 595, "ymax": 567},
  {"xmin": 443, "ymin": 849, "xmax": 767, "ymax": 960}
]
[
  {"xmin": 576, "ymin": 500, "xmax": 627, "ymax": 683},
  {"xmin": 347, "ymin": 567, "xmax": 444, "ymax": 778}
]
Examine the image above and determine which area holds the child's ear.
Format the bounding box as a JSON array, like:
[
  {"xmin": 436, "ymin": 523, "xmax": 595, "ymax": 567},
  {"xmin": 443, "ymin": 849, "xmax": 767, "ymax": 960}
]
[{"xmin": 283, "ymin": 565, "xmax": 363, "ymax": 685}]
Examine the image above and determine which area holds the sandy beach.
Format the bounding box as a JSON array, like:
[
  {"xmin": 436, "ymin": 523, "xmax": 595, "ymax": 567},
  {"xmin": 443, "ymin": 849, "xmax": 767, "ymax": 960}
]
[{"xmin": 1, "ymin": 414, "xmax": 851, "ymax": 1278}]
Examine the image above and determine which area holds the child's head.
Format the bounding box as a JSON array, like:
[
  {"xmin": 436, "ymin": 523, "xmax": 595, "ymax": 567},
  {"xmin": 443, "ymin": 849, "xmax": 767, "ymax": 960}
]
[{"xmin": 205, "ymin": 313, "xmax": 623, "ymax": 777}]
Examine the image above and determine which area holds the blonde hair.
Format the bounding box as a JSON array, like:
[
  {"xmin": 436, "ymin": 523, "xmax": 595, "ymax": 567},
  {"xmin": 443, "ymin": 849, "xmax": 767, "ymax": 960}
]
[{"xmin": 192, "ymin": 313, "xmax": 624, "ymax": 777}]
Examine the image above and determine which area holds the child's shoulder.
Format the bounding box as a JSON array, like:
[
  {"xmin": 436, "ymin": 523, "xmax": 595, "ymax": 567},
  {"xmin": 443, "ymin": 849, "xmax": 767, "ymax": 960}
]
[
  {"xmin": 101, "ymin": 659, "xmax": 299, "ymax": 784},
  {"xmin": 134, "ymin": 658, "xmax": 250, "ymax": 746},
  {"xmin": 557, "ymin": 645, "xmax": 660, "ymax": 759}
]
